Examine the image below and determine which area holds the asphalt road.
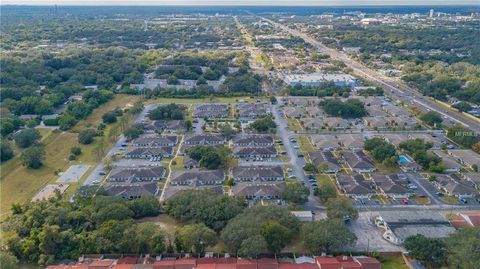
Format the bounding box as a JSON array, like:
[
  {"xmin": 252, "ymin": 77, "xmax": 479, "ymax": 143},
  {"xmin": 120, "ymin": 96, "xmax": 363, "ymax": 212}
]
[
  {"xmin": 83, "ymin": 104, "xmax": 156, "ymax": 186},
  {"xmin": 260, "ymin": 16, "xmax": 480, "ymax": 134},
  {"xmin": 272, "ymin": 102, "xmax": 323, "ymax": 210}
]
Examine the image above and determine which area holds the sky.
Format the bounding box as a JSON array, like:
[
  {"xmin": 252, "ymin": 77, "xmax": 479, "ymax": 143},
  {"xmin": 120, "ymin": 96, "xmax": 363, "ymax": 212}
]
[{"xmin": 2, "ymin": 0, "xmax": 479, "ymax": 6}]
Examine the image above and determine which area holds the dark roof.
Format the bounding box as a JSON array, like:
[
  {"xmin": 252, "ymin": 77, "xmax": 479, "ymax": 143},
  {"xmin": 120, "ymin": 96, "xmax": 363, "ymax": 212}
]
[
  {"xmin": 171, "ymin": 169, "xmax": 225, "ymax": 184},
  {"xmin": 233, "ymin": 165, "xmax": 284, "ymax": 179},
  {"xmin": 103, "ymin": 182, "xmax": 158, "ymax": 198},
  {"xmin": 233, "ymin": 146, "xmax": 277, "ymax": 155}
]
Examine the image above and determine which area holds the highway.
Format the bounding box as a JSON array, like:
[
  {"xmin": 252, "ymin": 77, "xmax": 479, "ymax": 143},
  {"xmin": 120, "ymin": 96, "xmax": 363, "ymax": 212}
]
[{"xmin": 259, "ymin": 16, "xmax": 480, "ymax": 134}]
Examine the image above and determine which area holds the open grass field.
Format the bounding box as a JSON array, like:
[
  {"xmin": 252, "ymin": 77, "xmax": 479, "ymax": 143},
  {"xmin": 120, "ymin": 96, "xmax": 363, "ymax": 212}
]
[
  {"xmin": 0, "ymin": 130, "xmax": 78, "ymax": 219},
  {"xmin": 378, "ymin": 255, "xmax": 409, "ymax": 269},
  {"xmin": 0, "ymin": 95, "xmax": 140, "ymax": 220}
]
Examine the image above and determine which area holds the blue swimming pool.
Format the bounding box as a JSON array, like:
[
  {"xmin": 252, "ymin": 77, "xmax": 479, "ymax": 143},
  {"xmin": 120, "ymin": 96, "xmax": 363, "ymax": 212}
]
[{"xmin": 399, "ymin": 155, "xmax": 410, "ymax": 165}]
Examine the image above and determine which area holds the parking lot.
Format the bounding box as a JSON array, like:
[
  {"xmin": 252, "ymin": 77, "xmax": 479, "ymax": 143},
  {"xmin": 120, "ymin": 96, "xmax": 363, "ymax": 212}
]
[
  {"xmin": 347, "ymin": 211, "xmax": 404, "ymax": 252},
  {"xmin": 57, "ymin": 165, "xmax": 91, "ymax": 183}
]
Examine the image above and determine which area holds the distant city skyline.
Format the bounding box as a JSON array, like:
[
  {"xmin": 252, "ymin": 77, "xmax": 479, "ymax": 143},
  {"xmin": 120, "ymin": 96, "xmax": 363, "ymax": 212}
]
[{"xmin": 2, "ymin": 0, "xmax": 479, "ymax": 6}]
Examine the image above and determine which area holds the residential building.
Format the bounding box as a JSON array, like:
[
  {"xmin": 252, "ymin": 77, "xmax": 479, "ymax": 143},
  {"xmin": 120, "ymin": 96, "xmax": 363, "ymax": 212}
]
[
  {"xmin": 336, "ymin": 174, "xmax": 375, "ymax": 199},
  {"xmin": 232, "ymin": 165, "xmax": 284, "ymax": 182},
  {"xmin": 108, "ymin": 166, "xmax": 166, "ymax": 182},
  {"xmin": 231, "ymin": 181, "xmax": 286, "ymax": 201},
  {"xmin": 124, "ymin": 147, "xmax": 173, "ymax": 159},
  {"xmin": 132, "ymin": 135, "xmax": 178, "ymax": 147},
  {"xmin": 284, "ymin": 72, "xmax": 357, "ymax": 87},
  {"xmin": 232, "ymin": 134, "xmax": 274, "ymax": 147},
  {"xmin": 432, "ymin": 174, "xmax": 477, "ymax": 198},
  {"xmin": 342, "ymin": 150, "xmax": 376, "ymax": 173},
  {"xmin": 308, "ymin": 151, "xmax": 341, "ymax": 173},
  {"xmin": 233, "ymin": 146, "xmax": 277, "ymax": 159},
  {"xmin": 170, "ymin": 169, "xmax": 225, "ymax": 186},
  {"xmin": 184, "ymin": 134, "xmax": 226, "ymax": 146}
]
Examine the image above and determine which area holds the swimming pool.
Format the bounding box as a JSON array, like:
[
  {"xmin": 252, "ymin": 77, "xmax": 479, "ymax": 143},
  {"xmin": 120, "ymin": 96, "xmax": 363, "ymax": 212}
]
[{"xmin": 399, "ymin": 155, "xmax": 411, "ymax": 165}]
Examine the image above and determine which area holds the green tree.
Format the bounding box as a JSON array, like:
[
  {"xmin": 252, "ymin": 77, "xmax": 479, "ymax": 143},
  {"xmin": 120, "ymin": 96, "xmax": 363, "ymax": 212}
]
[
  {"xmin": 58, "ymin": 112, "xmax": 77, "ymax": 130},
  {"xmin": 420, "ymin": 111, "xmax": 443, "ymax": 127},
  {"xmin": 315, "ymin": 184, "xmax": 337, "ymax": 203},
  {"xmin": 0, "ymin": 140, "xmax": 14, "ymax": 162},
  {"xmin": 300, "ymin": 219, "xmax": 356, "ymax": 254},
  {"xmin": 78, "ymin": 129, "xmax": 97, "ymax": 145},
  {"xmin": 282, "ymin": 182, "xmax": 310, "ymax": 204},
  {"xmin": 260, "ymin": 221, "xmax": 293, "ymax": 253},
  {"xmin": 123, "ymin": 124, "xmax": 144, "ymax": 140},
  {"xmin": 175, "ymin": 223, "xmax": 217, "ymax": 254},
  {"xmin": 13, "ymin": 128, "xmax": 41, "ymax": 148},
  {"xmin": 238, "ymin": 235, "xmax": 268, "ymax": 258},
  {"xmin": 404, "ymin": 235, "xmax": 446, "ymax": 268},
  {"xmin": 220, "ymin": 206, "xmax": 299, "ymax": 252},
  {"xmin": 102, "ymin": 111, "xmax": 117, "ymax": 124},
  {"xmin": 21, "ymin": 145, "xmax": 46, "ymax": 169},
  {"xmin": 445, "ymin": 227, "xmax": 480, "ymax": 269},
  {"xmin": 0, "ymin": 251, "xmax": 19, "ymax": 269},
  {"xmin": 325, "ymin": 196, "xmax": 358, "ymax": 221}
]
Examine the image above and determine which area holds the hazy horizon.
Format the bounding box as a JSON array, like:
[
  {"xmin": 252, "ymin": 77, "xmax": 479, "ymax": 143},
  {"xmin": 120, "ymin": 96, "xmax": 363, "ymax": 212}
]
[{"xmin": 2, "ymin": 0, "xmax": 479, "ymax": 6}]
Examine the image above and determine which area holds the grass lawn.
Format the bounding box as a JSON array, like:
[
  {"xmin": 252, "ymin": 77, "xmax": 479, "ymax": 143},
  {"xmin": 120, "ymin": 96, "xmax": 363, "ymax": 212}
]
[
  {"xmin": 378, "ymin": 255, "xmax": 408, "ymax": 269},
  {"xmin": 412, "ymin": 195, "xmax": 430, "ymax": 205},
  {"xmin": 317, "ymin": 174, "xmax": 336, "ymax": 188},
  {"xmin": 442, "ymin": 195, "xmax": 459, "ymax": 205},
  {"xmin": 297, "ymin": 136, "xmax": 315, "ymax": 153},
  {"xmin": 0, "ymin": 130, "xmax": 79, "ymax": 220},
  {"xmin": 73, "ymin": 94, "xmax": 140, "ymax": 132},
  {"xmin": 287, "ymin": 118, "xmax": 303, "ymax": 132},
  {"xmin": 171, "ymin": 156, "xmax": 185, "ymax": 171},
  {"xmin": 0, "ymin": 95, "xmax": 140, "ymax": 220}
]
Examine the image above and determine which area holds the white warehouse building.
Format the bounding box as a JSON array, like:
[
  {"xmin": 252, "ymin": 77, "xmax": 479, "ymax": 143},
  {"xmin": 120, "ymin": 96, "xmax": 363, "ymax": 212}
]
[{"xmin": 284, "ymin": 72, "xmax": 357, "ymax": 87}]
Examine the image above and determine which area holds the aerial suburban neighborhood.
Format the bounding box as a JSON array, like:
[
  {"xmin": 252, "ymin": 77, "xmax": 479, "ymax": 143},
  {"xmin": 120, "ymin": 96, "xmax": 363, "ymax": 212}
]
[{"xmin": 0, "ymin": 3, "xmax": 479, "ymax": 269}]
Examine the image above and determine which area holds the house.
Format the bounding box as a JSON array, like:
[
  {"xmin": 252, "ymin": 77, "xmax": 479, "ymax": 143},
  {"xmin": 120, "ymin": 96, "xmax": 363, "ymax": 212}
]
[
  {"xmin": 371, "ymin": 174, "xmax": 413, "ymax": 199},
  {"xmin": 363, "ymin": 117, "xmax": 391, "ymax": 130},
  {"xmin": 310, "ymin": 135, "xmax": 341, "ymax": 150},
  {"xmin": 132, "ymin": 135, "xmax": 177, "ymax": 147},
  {"xmin": 103, "ymin": 182, "xmax": 159, "ymax": 200},
  {"xmin": 305, "ymin": 106, "xmax": 324, "ymax": 117},
  {"xmin": 184, "ymin": 134, "xmax": 226, "ymax": 146},
  {"xmin": 170, "ymin": 169, "xmax": 225, "ymax": 186},
  {"xmin": 308, "ymin": 151, "xmax": 341, "ymax": 173},
  {"xmin": 194, "ymin": 104, "xmax": 229, "ymax": 118},
  {"xmin": 342, "ymin": 150, "xmax": 376, "ymax": 173},
  {"xmin": 382, "ymin": 104, "xmax": 411, "ymax": 117},
  {"xmin": 432, "ymin": 174, "xmax": 477, "ymax": 198},
  {"xmin": 183, "ymin": 156, "xmax": 200, "ymax": 169},
  {"xmin": 365, "ymin": 107, "xmax": 388, "ymax": 117},
  {"xmin": 450, "ymin": 211, "xmax": 480, "ymax": 229},
  {"xmin": 124, "ymin": 147, "xmax": 173, "ymax": 159},
  {"xmin": 338, "ymin": 134, "xmax": 364, "ymax": 149},
  {"xmin": 301, "ymin": 118, "xmax": 324, "ymax": 130},
  {"xmin": 231, "ymin": 181, "xmax": 286, "ymax": 201},
  {"xmin": 336, "ymin": 174, "xmax": 375, "ymax": 199},
  {"xmin": 233, "ymin": 165, "xmax": 284, "ymax": 181},
  {"xmin": 233, "ymin": 146, "xmax": 277, "ymax": 159},
  {"xmin": 323, "ymin": 117, "xmax": 351, "ymax": 130},
  {"xmin": 375, "ymin": 211, "xmax": 456, "ymax": 245},
  {"xmin": 232, "ymin": 134, "xmax": 274, "ymax": 147},
  {"xmin": 108, "ymin": 166, "xmax": 166, "ymax": 182},
  {"xmin": 282, "ymin": 107, "xmax": 306, "ymax": 119},
  {"xmin": 238, "ymin": 103, "xmax": 269, "ymax": 120},
  {"xmin": 143, "ymin": 120, "xmax": 185, "ymax": 133},
  {"xmin": 257, "ymin": 258, "xmax": 279, "ymax": 269}
]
